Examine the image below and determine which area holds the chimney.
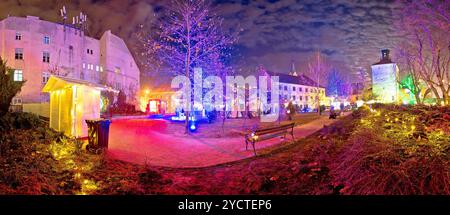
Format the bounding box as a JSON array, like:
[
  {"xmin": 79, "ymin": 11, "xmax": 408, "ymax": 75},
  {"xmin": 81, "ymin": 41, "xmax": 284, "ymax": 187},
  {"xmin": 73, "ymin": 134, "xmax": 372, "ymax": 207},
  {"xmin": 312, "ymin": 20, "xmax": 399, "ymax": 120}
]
[{"xmin": 381, "ymin": 49, "xmax": 390, "ymax": 61}]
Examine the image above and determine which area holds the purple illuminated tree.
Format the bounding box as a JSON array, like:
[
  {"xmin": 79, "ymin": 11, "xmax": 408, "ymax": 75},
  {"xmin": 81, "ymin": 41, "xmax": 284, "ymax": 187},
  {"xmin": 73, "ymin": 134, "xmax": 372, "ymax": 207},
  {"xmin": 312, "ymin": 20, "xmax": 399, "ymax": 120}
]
[
  {"xmin": 396, "ymin": 0, "xmax": 449, "ymax": 105},
  {"xmin": 327, "ymin": 68, "xmax": 343, "ymax": 97},
  {"xmin": 141, "ymin": 0, "xmax": 239, "ymax": 132}
]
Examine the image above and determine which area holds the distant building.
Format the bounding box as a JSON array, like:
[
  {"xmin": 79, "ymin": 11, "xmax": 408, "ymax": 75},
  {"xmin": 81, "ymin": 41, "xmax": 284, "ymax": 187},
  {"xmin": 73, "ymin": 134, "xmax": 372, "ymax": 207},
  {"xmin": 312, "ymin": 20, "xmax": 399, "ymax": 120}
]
[
  {"xmin": 266, "ymin": 71, "xmax": 327, "ymax": 111},
  {"xmin": 371, "ymin": 49, "xmax": 399, "ymax": 103},
  {"xmin": 0, "ymin": 15, "xmax": 140, "ymax": 116}
]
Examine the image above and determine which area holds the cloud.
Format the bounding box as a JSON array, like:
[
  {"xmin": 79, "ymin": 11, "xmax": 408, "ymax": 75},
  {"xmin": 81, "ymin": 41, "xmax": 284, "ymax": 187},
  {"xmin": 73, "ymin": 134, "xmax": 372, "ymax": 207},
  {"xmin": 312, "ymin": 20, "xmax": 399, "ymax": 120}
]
[
  {"xmin": 0, "ymin": 0, "xmax": 405, "ymax": 82},
  {"xmin": 217, "ymin": 0, "xmax": 404, "ymax": 78}
]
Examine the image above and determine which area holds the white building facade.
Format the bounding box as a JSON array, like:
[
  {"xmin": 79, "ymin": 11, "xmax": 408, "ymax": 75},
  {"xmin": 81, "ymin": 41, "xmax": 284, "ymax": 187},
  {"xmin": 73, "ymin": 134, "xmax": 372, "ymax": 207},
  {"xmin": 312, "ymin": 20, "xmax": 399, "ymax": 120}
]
[
  {"xmin": 0, "ymin": 16, "xmax": 140, "ymax": 116},
  {"xmin": 371, "ymin": 49, "xmax": 399, "ymax": 103},
  {"xmin": 268, "ymin": 71, "xmax": 327, "ymax": 111}
]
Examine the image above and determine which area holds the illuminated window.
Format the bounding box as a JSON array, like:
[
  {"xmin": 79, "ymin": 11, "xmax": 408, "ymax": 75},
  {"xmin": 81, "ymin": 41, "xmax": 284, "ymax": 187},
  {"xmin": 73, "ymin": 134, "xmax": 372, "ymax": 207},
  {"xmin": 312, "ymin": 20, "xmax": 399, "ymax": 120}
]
[
  {"xmin": 99, "ymin": 66, "xmax": 103, "ymax": 72},
  {"xmin": 42, "ymin": 72, "xmax": 50, "ymax": 83},
  {"xmin": 43, "ymin": 52, "xmax": 50, "ymax": 63},
  {"xmin": 15, "ymin": 48, "xmax": 23, "ymax": 60},
  {"xmin": 96, "ymin": 65, "xmax": 100, "ymax": 72},
  {"xmin": 82, "ymin": 63, "xmax": 86, "ymax": 69},
  {"xmin": 43, "ymin": 36, "xmax": 50, "ymax": 44},
  {"xmin": 14, "ymin": 70, "xmax": 23, "ymax": 81},
  {"xmin": 15, "ymin": 32, "xmax": 22, "ymax": 40}
]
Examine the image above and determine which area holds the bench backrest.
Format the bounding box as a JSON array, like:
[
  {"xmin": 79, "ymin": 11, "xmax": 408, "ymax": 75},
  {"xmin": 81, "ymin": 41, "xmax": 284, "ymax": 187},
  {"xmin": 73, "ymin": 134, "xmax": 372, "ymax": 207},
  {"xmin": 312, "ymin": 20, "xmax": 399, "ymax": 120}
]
[{"xmin": 253, "ymin": 123, "xmax": 295, "ymax": 135}]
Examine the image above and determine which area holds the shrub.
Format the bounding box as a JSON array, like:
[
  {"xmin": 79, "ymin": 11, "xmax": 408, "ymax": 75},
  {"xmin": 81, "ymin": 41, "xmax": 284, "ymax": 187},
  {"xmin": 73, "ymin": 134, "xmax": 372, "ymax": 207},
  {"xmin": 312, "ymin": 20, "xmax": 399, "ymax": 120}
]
[
  {"xmin": 0, "ymin": 57, "xmax": 25, "ymax": 116},
  {"xmin": 329, "ymin": 105, "xmax": 450, "ymax": 195},
  {"xmin": 0, "ymin": 112, "xmax": 43, "ymax": 131}
]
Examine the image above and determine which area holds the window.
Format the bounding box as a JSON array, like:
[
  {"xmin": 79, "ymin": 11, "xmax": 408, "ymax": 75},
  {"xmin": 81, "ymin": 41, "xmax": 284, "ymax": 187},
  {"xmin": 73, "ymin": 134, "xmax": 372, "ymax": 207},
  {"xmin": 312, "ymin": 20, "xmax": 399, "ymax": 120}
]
[
  {"xmin": 43, "ymin": 52, "xmax": 50, "ymax": 63},
  {"xmin": 96, "ymin": 65, "xmax": 100, "ymax": 72},
  {"xmin": 300, "ymin": 96, "xmax": 303, "ymax": 101},
  {"xmin": 114, "ymin": 67, "xmax": 121, "ymax": 74},
  {"xmin": 292, "ymin": 96, "xmax": 296, "ymax": 100},
  {"xmin": 305, "ymin": 88, "xmax": 308, "ymax": 93},
  {"xmin": 293, "ymin": 86, "xmax": 296, "ymax": 91},
  {"xmin": 43, "ymin": 36, "xmax": 50, "ymax": 44},
  {"xmin": 279, "ymin": 85, "xmax": 282, "ymax": 90},
  {"xmin": 87, "ymin": 49, "xmax": 90, "ymax": 54},
  {"xmin": 99, "ymin": 66, "xmax": 103, "ymax": 72},
  {"xmin": 69, "ymin": 46, "xmax": 73, "ymax": 64},
  {"xmin": 284, "ymin": 86, "xmax": 287, "ymax": 91},
  {"xmin": 90, "ymin": 50, "xmax": 93, "ymax": 55},
  {"xmin": 299, "ymin": 87, "xmax": 302, "ymax": 92},
  {"xmin": 15, "ymin": 48, "xmax": 23, "ymax": 60},
  {"xmin": 87, "ymin": 49, "xmax": 93, "ymax": 55},
  {"xmin": 12, "ymin": 98, "xmax": 22, "ymax": 105},
  {"xmin": 15, "ymin": 32, "xmax": 22, "ymax": 40},
  {"xmin": 14, "ymin": 70, "xmax": 23, "ymax": 81},
  {"xmin": 82, "ymin": 63, "xmax": 86, "ymax": 69},
  {"xmin": 42, "ymin": 72, "xmax": 50, "ymax": 83}
]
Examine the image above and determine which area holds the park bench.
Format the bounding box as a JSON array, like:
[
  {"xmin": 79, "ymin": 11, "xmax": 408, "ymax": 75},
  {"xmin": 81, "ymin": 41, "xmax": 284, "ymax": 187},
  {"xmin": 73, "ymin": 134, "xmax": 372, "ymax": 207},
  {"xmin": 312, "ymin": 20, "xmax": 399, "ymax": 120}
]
[{"xmin": 245, "ymin": 122, "xmax": 295, "ymax": 155}]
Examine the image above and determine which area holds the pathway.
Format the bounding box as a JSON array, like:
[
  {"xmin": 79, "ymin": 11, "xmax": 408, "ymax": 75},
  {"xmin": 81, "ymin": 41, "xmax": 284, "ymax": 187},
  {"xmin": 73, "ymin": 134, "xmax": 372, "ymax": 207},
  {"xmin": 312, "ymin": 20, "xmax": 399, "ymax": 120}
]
[{"xmin": 107, "ymin": 113, "xmax": 350, "ymax": 168}]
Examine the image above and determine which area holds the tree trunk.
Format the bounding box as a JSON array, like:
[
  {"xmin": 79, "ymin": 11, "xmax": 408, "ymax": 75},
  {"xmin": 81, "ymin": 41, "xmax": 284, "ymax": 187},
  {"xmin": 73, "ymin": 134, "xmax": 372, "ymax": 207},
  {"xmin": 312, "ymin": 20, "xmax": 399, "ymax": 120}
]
[
  {"xmin": 429, "ymin": 85, "xmax": 442, "ymax": 106},
  {"xmin": 414, "ymin": 91, "xmax": 422, "ymax": 105},
  {"xmin": 185, "ymin": 15, "xmax": 191, "ymax": 134}
]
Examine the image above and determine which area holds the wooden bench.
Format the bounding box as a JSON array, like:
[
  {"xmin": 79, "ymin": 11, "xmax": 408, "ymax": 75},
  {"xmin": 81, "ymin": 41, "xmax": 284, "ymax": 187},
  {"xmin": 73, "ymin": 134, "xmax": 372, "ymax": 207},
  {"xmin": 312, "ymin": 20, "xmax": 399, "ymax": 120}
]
[{"xmin": 245, "ymin": 123, "xmax": 295, "ymax": 155}]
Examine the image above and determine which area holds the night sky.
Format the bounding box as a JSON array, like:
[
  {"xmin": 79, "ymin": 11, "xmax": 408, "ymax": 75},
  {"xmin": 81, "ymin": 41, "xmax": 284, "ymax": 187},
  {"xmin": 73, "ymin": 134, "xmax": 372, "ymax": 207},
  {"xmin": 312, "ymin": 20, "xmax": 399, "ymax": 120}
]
[{"xmin": 0, "ymin": 0, "xmax": 404, "ymax": 84}]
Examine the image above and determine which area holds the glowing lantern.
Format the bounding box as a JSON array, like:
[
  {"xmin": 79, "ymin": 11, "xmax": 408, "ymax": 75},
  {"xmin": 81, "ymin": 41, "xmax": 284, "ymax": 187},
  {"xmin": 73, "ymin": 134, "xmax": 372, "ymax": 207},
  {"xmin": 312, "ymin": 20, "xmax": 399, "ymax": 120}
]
[{"xmin": 189, "ymin": 121, "xmax": 198, "ymax": 132}]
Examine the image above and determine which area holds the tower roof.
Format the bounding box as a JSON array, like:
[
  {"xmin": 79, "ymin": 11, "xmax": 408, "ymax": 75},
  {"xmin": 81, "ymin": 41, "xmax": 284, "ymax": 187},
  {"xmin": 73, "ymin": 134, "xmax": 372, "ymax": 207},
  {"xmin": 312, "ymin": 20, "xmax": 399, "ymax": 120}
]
[{"xmin": 373, "ymin": 49, "xmax": 394, "ymax": 65}]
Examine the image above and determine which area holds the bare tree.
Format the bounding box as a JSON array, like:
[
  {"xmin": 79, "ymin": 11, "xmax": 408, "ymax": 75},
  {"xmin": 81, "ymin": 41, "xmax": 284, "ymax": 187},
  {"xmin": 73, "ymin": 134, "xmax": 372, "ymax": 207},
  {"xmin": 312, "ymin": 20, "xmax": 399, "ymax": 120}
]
[
  {"xmin": 396, "ymin": 44, "xmax": 424, "ymax": 104},
  {"xmin": 397, "ymin": 0, "xmax": 450, "ymax": 105},
  {"xmin": 307, "ymin": 52, "xmax": 329, "ymax": 115},
  {"xmin": 141, "ymin": 0, "xmax": 238, "ymax": 133}
]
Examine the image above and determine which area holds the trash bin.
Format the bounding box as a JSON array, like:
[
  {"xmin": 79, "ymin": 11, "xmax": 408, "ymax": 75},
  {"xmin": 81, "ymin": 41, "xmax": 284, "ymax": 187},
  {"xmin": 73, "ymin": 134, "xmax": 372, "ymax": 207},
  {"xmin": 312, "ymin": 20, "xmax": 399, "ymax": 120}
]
[{"xmin": 85, "ymin": 119, "xmax": 111, "ymax": 153}]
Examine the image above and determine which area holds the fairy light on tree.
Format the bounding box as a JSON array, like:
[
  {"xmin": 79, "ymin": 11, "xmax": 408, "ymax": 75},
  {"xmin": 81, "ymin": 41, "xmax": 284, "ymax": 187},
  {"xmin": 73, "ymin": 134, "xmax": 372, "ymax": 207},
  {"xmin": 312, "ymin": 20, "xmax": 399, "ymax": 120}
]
[{"xmin": 140, "ymin": 0, "xmax": 239, "ymax": 133}]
